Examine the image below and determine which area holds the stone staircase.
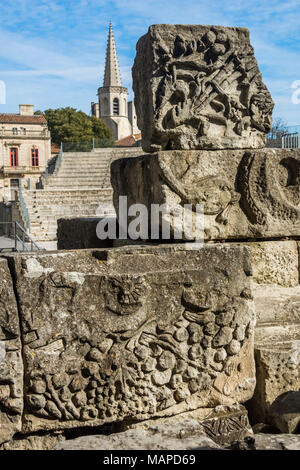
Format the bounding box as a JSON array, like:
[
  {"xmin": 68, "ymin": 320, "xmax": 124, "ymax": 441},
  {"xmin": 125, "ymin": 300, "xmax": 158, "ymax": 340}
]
[{"xmin": 17, "ymin": 148, "xmax": 142, "ymax": 248}]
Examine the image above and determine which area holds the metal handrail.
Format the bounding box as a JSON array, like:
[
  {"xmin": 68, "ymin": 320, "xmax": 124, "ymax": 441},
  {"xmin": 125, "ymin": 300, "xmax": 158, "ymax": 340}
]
[
  {"xmin": 0, "ymin": 221, "xmax": 41, "ymax": 252},
  {"xmin": 15, "ymin": 221, "xmax": 41, "ymax": 251},
  {"xmin": 17, "ymin": 179, "xmax": 30, "ymax": 231},
  {"xmin": 53, "ymin": 143, "xmax": 63, "ymax": 174}
]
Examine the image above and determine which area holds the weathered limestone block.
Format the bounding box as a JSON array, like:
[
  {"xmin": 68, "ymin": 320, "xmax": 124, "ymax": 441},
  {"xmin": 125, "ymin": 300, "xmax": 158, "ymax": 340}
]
[
  {"xmin": 0, "ymin": 259, "xmax": 23, "ymax": 444},
  {"xmin": 133, "ymin": 24, "xmax": 274, "ymax": 152},
  {"xmin": 111, "ymin": 148, "xmax": 300, "ymax": 241},
  {"xmin": 6, "ymin": 245, "xmax": 255, "ymax": 434},
  {"xmin": 254, "ymin": 284, "xmax": 300, "ymax": 326},
  {"xmin": 0, "ymin": 432, "xmax": 65, "ymax": 450},
  {"xmin": 55, "ymin": 419, "xmax": 221, "ymax": 450},
  {"xmin": 234, "ymin": 241, "xmax": 299, "ymax": 287},
  {"xmin": 248, "ymin": 344, "xmax": 300, "ymax": 424},
  {"xmin": 123, "ymin": 404, "xmax": 253, "ymax": 446},
  {"xmin": 248, "ymin": 284, "xmax": 300, "ymax": 424},
  {"xmin": 269, "ymin": 391, "xmax": 300, "ymax": 434}
]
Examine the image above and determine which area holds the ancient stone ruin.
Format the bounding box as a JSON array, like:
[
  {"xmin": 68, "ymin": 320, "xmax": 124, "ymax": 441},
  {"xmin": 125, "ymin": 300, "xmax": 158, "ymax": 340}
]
[
  {"xmin": 0, "ymin": 24, "xmax": 299, "ymax": 450},
  {"xmin": 132, "ymin": 25, "xmax": 273, "ymax": 152}
]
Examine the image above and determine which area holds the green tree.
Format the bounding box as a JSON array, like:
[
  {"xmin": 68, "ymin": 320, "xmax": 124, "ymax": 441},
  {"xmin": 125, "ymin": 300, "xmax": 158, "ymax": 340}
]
[{"xmin": 35, "ymin": 107, "xmax": 114, "ymax": 147}]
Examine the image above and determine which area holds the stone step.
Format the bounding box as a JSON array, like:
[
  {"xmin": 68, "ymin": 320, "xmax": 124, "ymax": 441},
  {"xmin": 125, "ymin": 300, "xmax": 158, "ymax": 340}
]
[
  {"xmin": 24, "ymin": 191, "xmax": 112, "ymax": 200},
  {"xmin": 45, "ymin": 181, "xmax": 106, "ymax": 186},
  {"xmin": 53, "ymin": 170, "xmax": 108, "ymax": 176},
  {"xmin": 21, "ymin": 147, "xmax": 140, "ymax": 245},
  {"xmin": 24, "ymin": 190, "xmax": 111, "ymax": 197},
  {"xmin": 31, "ymin": 200, "xmax": 104, "ymax": 206}
]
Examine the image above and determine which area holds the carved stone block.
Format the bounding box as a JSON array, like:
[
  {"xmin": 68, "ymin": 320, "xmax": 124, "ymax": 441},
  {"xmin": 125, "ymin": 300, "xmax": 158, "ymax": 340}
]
[
  {"xmin": 0, "ymin": 259, "xmax": 23, "ymax": 444},
  {"xmin": 248, "ymin": 284, "xmax": 300, "ymax": 424},
  {"xmin": 7, "ymin": 246, "xmax": 255, "ymax": 433},
  {"xmin": 132, "ymin": 24, "xmax": 274, "ymax": 152},
  {"xmin": 234, "ymin": 241, "xmax": 299, "ymax": 288},
  {"xmin": 111, "ymin": 148, "xmax": 300, "ymax": 241}
]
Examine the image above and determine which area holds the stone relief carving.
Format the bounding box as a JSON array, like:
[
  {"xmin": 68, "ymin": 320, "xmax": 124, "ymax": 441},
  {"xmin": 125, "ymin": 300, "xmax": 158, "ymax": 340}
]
[
  {"xmin": 23, "ymin": 270, "xmax": 253, "ymax": 428},
  {"xmin": 157, "ymin": 153, "xmax": 240, "ymax": 234},
  {"xmin": 103, "ymin": 275, "xmax": 147, "ymax": 315},
  {"xmin": 239, "ymin": 151, "xmax": 300, "ymax": 227},
  {"xmin": 200, "ymin": 404, "xmax": 251, "ymax": 444},
  {"xmin": 133, "ymin": 25, "xmax": 274, "ymax": 152}
]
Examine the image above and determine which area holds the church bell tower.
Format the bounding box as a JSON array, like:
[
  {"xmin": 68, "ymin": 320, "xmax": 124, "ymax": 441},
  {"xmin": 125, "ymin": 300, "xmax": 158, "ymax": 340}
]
[{"xmin": 97, "ymin": 23, "xmax": 132, "ymax": 140}]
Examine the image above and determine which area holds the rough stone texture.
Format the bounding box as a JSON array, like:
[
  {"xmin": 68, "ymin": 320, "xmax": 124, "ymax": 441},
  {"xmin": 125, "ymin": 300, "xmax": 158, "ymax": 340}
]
[
  {"xmin": 269, "ymin": 391, "xmax": 300, "ymax": 434},
  {"xmin": 0, "ymin": 432, "xmax": 65, "ymax": 450},
  {"xmin": 111, "ymin": 148, "xmax": 300, "ymax": 241},
  {"xmin": 55, "ymin": 419, "xmax": 221, "ymax": 450},
  {"xmin": 248, "ymin": 345, "xmax": 300, "ymax": 425},
  {"xmin": 230, "ymin": 434, "xmax": 300, "ymax": 450},
  {"xmin": 254, "ymin": 284, "xmax": 300, "ymax": 326},
  {"xmin": 0, "ymin": 258, "xmax": 23, "ymax": 445},
  {"xmin": 248, "ymin": 284, "xmax": 300, "ymax": 424},
  {"xmin": 57, "ymin": 217, "xmax": 114, "ymax": 250},
  {"xmin": 132, "ymin": 24, "xmax": 274, "ymax": 152},
  {"xmin": 4, "ymin": 245, "xmax": 255, "ymax": 434},
  {"xmin": 122, "ymin": 404, "xmax": 253, "ymax": 446},
  {"xmin": 235, "ymin": 241, "xmax": 299, "ymax": 287}
]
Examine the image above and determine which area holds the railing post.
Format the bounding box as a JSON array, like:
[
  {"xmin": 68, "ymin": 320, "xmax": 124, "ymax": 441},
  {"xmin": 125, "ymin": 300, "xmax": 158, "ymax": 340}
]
[{"xmin": 14, "ymin": 221, "xmax": 17, "ymax": 251}]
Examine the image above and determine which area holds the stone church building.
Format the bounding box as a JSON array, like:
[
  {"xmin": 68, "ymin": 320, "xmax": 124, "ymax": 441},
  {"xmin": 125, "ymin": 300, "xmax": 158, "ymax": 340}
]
[{"xmin": 91, "ymin": 23, "xmax": 140, "ymax": 141}]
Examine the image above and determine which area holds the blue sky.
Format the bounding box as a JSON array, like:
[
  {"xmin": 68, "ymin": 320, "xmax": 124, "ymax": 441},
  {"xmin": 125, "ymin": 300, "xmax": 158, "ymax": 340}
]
[{"xmin": 0, "ymin": 0, "xmax": 299, "ymax": 125}]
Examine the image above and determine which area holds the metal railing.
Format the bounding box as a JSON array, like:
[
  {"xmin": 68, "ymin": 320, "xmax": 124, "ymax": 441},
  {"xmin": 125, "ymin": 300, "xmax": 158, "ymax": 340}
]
[
  {"xmin": 53, "ymin": 142, "xmax": 63, "ymax": 174},
  {"xmin": 17, "ymin": 179, "xmax": 31, "ymax": 231},
  {"xmin": 0, "ymin": 221, "xmax": 41, "ymax": 252},
  {"xmin": 282, "ymin": 132, "xmax": 300, "ymax": 149},
  {"xmin": 61, "ymin": 138, "xmax": 115, "ymax": 153}
]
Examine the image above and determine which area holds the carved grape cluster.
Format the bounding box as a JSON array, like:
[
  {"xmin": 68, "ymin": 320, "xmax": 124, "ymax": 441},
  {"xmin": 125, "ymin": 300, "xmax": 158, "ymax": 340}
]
[{"xmin": 26, "ymin": 297, "xmax": 252, "ymax": 423}]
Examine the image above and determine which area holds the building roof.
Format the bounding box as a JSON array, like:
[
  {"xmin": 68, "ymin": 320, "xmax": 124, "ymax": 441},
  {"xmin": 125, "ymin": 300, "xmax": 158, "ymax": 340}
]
[
  {"xmin": 0, "ymin": 114, "xmax": 47, "ymax": 124},
  {"xmin": 115, "ymin": 133, "xmax": 142, "ymax": 147},
  {"xmin": 103, "ymin": 22, "xmax": 122, "ymax": 87}
]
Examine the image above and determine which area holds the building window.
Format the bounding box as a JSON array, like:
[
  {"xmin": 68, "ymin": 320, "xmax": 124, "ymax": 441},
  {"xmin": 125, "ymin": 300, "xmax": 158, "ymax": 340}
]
[
  {"xmin": 10, "ymin": 148, "xmax": 18, "ymax": 167},
  {"xmin": 10, "ymin": 179, "xmax": 19, "ymax": 187},
  {"xmin": 31, "ymin": 148, "xmax": 39, "ymax": 167},
  {"xmin": 113, "ymin": 98, "xmax": 119, "ymax": 115},
  {"xmin": 21, "ymin": 127, "xmax": 26, "ymax": 135},
  {"xmin": 12, "ymin": 127, "xmax": 18, "ymax": 135}
]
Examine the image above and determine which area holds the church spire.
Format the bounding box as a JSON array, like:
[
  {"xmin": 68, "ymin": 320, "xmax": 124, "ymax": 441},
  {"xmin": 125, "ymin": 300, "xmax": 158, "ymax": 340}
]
[{"xmin": 103, "ymin": 22, "xmax": 122, "ymax": 87}]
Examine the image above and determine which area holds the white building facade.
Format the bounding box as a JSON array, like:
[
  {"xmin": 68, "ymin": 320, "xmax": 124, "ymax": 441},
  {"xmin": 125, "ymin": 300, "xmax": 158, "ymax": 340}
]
[{"xmin": 0, "ymin": 105, "xmax": 51, "ymax": 201}]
